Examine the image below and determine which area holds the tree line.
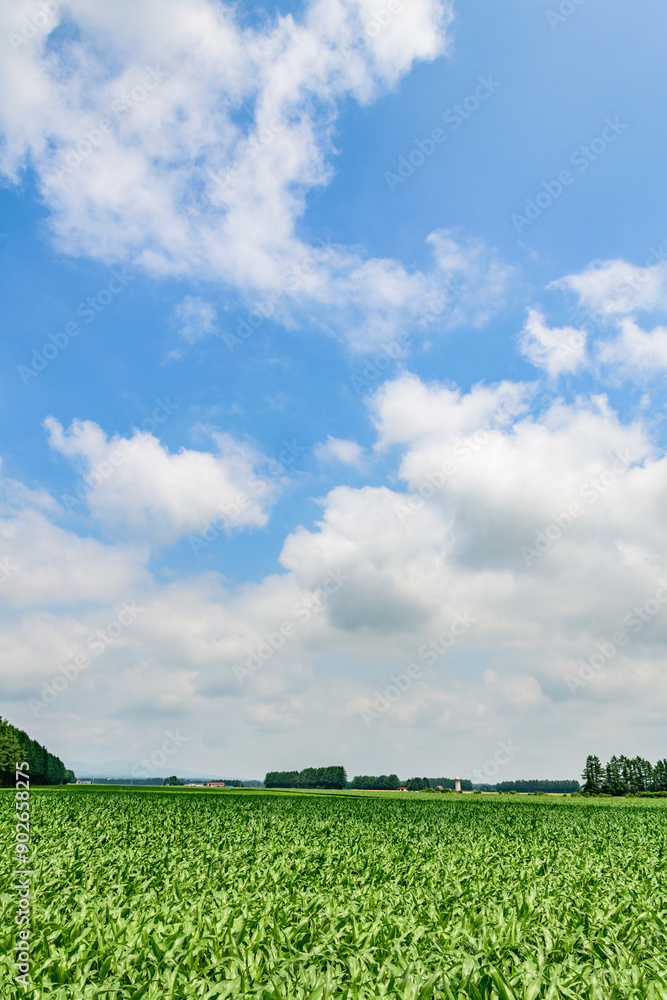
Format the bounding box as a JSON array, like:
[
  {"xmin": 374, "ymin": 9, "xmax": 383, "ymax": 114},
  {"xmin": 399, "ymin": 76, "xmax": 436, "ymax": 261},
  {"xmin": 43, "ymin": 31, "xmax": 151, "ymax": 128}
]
[
  {"xmin": 351, "ymin": 774, "xmax": 400, "ymax": 789},
  {"xmin": 400, "ymin": 776, "xmax": 474, "ymax": 791},
  {"xmin": 351, "ymin": 776, "xmax": 474, "ymax": 791},
  {"xmin": 0, "ymin": 716, "xmax": 67, "ymax": 786},
  {"xmin": 582, "ymin": 754, "xmax": 667, "ymax": 795},
  {"xmin": 164, "ymin": 776, "xmax": 244, "ymax": 786},
  {"xmin": 265, "ymin": 771, "xmax": 476, "ymax": 791},
  {"xmin": 496, "ymin": 780, "xmax": 580, "ymax": 793},
  {"xmin": 265, "ymin": 766, "xmax": 347, "ymax": 789}
]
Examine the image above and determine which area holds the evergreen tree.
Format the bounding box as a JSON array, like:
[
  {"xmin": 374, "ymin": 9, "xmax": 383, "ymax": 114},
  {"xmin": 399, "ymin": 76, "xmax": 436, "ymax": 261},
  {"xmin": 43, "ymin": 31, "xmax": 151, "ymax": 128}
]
[
  {"xmin": 351, "ymin": 774, "xmax": 400, "ymax": 790},
  {"xmin": 587, "ymin": 754, "xmax": 667, "ymax": 796},
  {"xmin": 636, "ymin": 756, "xmax": 654, "ymax": 792},
  {"xmin": 602, "ymin": 755, "xmax": 623, "ymax": 795},
  {"xmin": 654, "ymin": 759, "xmax": 667, "ymax": 792},
  {"xmin": 582, "ymin": 755, "xmax": 604, "ymax": 795},
  {"xmin": 405, "ymin": 777, "xmax": 429, "ymax": 791},
  {"xmin": 0, "ymin": 717, "xmax": 21, "ymax": 781},
  {"xmin": 0, "ymin": 716, "xmax": 66, "ymax": 785},
  {"xmin": 265, "ymin": 766, "xmax": 346, "ymax": 789}
]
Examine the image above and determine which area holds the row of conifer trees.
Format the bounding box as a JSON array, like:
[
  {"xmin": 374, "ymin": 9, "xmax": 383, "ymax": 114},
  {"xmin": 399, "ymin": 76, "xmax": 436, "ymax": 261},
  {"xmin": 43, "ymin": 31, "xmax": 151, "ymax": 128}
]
[
  {"xmin": 264, "ymin": 766, "xmax": 347, "ymax": 789},
  {"xmin": 0, "ymin": 716, "xmax": 67, "ymax": 786},
  {"xmin": 582, "ymin": 754, "xmax": 667, "ymax": 795}
]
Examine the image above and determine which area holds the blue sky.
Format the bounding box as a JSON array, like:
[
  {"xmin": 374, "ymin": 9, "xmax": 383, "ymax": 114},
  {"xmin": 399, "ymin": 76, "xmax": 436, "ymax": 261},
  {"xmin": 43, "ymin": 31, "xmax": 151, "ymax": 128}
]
[{"xmin": 1, "ymin": 0, "xmax": 667, "ymax": 781}]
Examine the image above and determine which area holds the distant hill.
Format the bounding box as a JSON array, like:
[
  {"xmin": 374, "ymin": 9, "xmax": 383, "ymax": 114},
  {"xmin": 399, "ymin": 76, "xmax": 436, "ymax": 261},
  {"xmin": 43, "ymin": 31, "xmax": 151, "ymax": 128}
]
[{"xmin": 65, "ymin": 759, "xmax": 259, "ymax": 781}]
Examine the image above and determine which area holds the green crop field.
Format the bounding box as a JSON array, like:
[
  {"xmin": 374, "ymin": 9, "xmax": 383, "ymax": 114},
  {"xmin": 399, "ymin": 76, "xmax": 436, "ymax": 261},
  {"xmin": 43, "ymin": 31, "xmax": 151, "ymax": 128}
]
[{"xmin": 2, "ymin": 789, "xmax": 667, "ymax": 999}]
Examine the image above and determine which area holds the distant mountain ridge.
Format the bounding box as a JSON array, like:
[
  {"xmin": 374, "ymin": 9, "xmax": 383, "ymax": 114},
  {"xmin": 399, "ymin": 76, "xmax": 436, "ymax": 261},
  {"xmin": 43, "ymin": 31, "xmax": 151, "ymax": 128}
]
[{"xmin": 65, "ymin": 759, "xmax": 237, "ymax": 780}]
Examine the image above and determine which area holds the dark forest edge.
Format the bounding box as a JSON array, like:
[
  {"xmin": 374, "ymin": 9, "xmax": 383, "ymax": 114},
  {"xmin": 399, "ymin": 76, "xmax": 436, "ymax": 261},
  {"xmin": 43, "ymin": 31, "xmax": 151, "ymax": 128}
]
[
  {"xmin": 265, "ymin": 766, "xmax": 348, "ymax": 789},
  {"xmin": 0, "ymin": 716, "xmax": 70, "ymax": 786},
  {"xmin": 265, "ymin": 769, "xmax": 580, "ymax": 792},
  {"xmin": 582, "ymin": 754, "xmax": 667, "ymax": 796}
]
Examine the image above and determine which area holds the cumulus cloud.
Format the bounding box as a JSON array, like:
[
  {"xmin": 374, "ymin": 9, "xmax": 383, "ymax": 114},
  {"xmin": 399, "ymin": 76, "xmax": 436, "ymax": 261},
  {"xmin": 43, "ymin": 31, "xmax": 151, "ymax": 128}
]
[
  {"xmin": 5, "ymin": 369, "xmax": 667, "ymax": 774},
  {"xmin": 372, "ymin": 374, "xmax": 653, "ymax": 567},
  {"xmin": 518, "ymin": 307, "xmax": 588, "ymax": 377},
  {"xmin": 551, "ymin": 258, "xmax": 667, "ymax": 319},
  {"xmin": 7, "ymin": 6, "xmax": 667, "ymax": 779},
  {"xmin": 596, "ymin": 318, "xmax": 667, "ymax": 373},
  {"xmin": 0, "ymin": 0, "xmax": 513, "ymax": 353},
  {"xmin": 44, "ymin": 416, "xmax": 279, "ymax": 542},
  {"xmin": 0, "ymin": 503, "xmax": 147, "ymax": 610},
  {"xmin": 371, "ymin": 373, "xmax": 532, "ymax": 450},
  {"xmin": 536, "ymin": 256, "xmax": 667, "ymax": 379},
  {"xmin": 314, "ymin": 436, "xmax": 365, "ymax": 467},
  {"xmin": 173, "ymin": 295, "xmax": 218, "ymax": 346}
]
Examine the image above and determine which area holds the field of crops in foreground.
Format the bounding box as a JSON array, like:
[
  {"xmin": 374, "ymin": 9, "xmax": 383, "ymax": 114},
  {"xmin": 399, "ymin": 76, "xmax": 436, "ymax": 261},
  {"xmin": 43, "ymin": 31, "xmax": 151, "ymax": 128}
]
[{"xmin": 2, "ymin": 791, "xmax": 667, "ymax": 999}]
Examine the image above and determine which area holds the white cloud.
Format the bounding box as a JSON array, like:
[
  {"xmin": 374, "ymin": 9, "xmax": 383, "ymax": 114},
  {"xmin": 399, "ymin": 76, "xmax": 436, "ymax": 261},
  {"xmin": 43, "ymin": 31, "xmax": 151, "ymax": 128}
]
[
  {"xmin": 314, "ymin": 436, "xmax": 365, "ymax": 467},
  {"xmin": 5, "ymin": 371, "xmax": 667, "ymax": 776},
  {"xmin": 372, "ymin": 372, "xmax": 532, "ymax": 450},
  {"xmin": 543, "ymin": 257, "xmax": 667, "ymax": 379},
  {"xmin": 518, "ymin": 307, "xmax": 588, "ymax": 377},
  {"xmin": 0, "ymin": 0, "xmax": 514, "ymax": 352},
  {"xmin": 0, "ymin": 507, "xmax": 148, "ymax": 609},
  {"xmin": 44, "ymin": 416, "xmax": 279, "ymax": 542},
  {"xmin": 372, "ymin": 375, "xmax": 653, "ymax": 567},
  {"xmin": 550, "ymin": 258, "xmax": 667, "ymax": 319},
  {"xmin": 173, "ymin": 295, "xmax": 218, "ymax": 345},
  {"xmin": 596, "ymin": 318, "xmax": 667, "ymax": 373}
]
